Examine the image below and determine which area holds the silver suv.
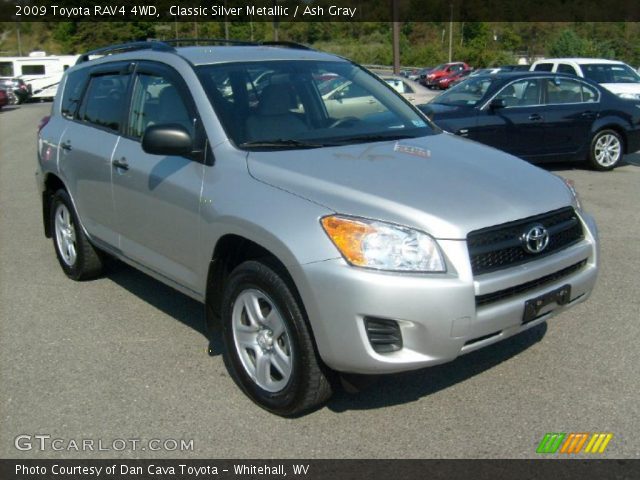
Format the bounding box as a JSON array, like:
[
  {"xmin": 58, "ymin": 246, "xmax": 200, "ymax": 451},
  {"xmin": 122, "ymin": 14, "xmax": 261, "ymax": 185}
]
[{"xmin": 37, "ymin": 40, "xmax": 599, "ymax": 416}]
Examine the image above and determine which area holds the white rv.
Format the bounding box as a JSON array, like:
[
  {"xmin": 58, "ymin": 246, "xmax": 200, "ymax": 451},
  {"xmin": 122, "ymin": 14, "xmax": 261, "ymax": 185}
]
[{"xmin": 0, "ymin": 51, "xmax": 79, "ymax": 100}]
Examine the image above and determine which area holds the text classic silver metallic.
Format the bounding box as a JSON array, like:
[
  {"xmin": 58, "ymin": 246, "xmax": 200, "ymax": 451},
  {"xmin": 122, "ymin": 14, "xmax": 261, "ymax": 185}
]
[{"xmin": 36, "ymin": 41, "xmax": 598, "ymax": 416}]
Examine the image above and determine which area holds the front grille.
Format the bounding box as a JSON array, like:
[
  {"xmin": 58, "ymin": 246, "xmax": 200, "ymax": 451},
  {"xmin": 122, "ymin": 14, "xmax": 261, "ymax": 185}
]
[
  {"xmin": 467, "ymin": 207, "xmax": 584, "ymax": 276},
  {"xmin": 475, "ymin": 260, "xmax": 587, "ymax": 307},
  {"xmin": 364, "ymin": 317, "xmax": 403, "ymax": 354}
]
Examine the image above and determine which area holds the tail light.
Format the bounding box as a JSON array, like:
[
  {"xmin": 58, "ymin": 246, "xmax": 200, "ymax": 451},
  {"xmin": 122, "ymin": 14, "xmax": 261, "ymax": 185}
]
[{"xmin": 38, "ymin": 115, "xmax": 51, "ymax": 134}]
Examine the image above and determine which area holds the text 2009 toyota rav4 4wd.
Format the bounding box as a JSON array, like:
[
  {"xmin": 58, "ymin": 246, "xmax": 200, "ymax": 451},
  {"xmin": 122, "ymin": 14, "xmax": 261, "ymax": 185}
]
[{"xmin": 37, "ymin": 41, "xmax": 598, "ymax": 416}]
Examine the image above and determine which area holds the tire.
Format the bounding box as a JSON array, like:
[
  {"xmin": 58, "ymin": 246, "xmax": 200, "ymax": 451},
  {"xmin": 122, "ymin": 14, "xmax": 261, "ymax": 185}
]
[
  {"xmin": 588, "ymin": 129, "xmax": 623, "ymax": 171},
  {"xmin": 50, "ymin": 189, "xmax": 103, "ymax": 280},
  {"xmin": 221, "ymin": 260, "xmax": 332, "ymax": 416}
]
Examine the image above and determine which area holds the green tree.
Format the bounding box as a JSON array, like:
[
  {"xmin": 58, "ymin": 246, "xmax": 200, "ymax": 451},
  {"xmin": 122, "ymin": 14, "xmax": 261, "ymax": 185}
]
[{"xmin": 548, "ymin": 29, "xmax": 591, "ymax": 57}]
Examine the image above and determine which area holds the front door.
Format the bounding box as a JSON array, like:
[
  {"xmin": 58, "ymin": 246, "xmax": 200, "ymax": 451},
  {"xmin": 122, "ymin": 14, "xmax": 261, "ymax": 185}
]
[{"xmin": 111, "ymin": 62, "xmax": 205, "ymax": 293}]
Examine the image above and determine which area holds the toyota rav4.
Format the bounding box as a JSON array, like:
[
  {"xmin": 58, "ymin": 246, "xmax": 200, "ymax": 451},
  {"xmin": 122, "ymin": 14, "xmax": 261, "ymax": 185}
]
[{"xmin": 36, "ymin": 40, "xmax": 598, "ymax": 416}]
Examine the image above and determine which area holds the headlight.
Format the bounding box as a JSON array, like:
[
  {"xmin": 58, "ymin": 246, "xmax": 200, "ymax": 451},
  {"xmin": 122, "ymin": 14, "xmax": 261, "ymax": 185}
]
[{"xmin": 320, "ymin": 215, "xmax": 446, "ymax": 272}]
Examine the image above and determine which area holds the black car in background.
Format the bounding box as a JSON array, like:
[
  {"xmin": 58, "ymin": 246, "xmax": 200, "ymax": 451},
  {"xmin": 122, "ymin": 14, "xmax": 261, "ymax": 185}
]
[
  {"xmin": 0, "ymin": 77, "xmax": 31, "ymax": 104},
  {"xmin": 418, "ymin": 72, "xmax": 640, "ymax": 170}
]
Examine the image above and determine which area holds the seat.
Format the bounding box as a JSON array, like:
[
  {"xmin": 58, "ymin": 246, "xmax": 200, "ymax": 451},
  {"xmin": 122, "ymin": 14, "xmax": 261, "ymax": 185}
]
[
  {"xmin": 498, "ymin": 85, "xmax": 519, "ymax": 107},
  {"xmin": 245, "ymin": 84, "xmax": 308, "ymax": 141}
]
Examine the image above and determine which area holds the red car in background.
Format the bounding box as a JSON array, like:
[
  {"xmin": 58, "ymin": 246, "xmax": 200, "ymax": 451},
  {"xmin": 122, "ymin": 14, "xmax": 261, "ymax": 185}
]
[
  {"xmin": 437, "ymin": 69, "xmax": 473, "ymax": 89},
  {"xmin": 0, "ymin": 89, "xmax": 8, "ymax": 110},
  {"xmin": 424, "ymin": 62, "xmax": 471, "ymax": 88}
]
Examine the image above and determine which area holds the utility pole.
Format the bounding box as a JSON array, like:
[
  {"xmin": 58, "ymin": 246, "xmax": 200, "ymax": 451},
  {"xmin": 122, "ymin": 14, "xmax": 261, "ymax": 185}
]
[
  {"xmin": 392, "ymin": 0, "xmax": 400, "ymax": 74},
  {"xmin": 16, "ymin": 20, "xmax": 23, "ymax": 56},
  {"xmin": 448, "ymin": 2, "xmax": 453, "ymax": 62}
]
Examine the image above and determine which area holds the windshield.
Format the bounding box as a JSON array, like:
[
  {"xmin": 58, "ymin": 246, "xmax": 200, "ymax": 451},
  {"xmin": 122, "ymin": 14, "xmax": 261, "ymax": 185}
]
[
  {"xmin": 432, "ymin": 76, "xmax": 496, "ymax": 106},
  {"xmin": 196, "ymin": 60, "xmax": 434, "ymax": 149},
  {"xmin": 581, "ymin": 63, "xmax": 640, "ymax": 84}
]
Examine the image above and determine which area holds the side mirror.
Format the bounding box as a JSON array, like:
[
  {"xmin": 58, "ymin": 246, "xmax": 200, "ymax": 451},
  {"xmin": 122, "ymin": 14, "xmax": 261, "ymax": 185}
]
[
  {"xmin": 142, "ymin": 124, "xmax": 193, "ymax": 156},
  {"xmin": 489, "ymin": 98, "xmax": 507, "ymax": 110}
]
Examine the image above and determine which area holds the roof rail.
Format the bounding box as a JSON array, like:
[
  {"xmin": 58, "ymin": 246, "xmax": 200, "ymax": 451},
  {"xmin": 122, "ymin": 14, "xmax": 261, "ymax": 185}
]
[
  {"xmin": 75, "ymin": 41, "xmax": 174, "ymax": 65},
  {"xmin": 162, "ymin": 38, "xmax": 257, "ymax": 47},
  {"xmin": 259, "ymin": 41, "xmax": 313, "ymax": 51},
  {"xmin": 74, "ymin": 38, "xmax": 315, "ymax": 65}
]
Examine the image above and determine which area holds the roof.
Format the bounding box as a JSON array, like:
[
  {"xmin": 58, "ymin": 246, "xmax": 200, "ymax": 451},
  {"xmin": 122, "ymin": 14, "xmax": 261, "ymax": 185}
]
[{"xmin": 535, "ymin": 58, "xmax": 625, "ymax": 65}]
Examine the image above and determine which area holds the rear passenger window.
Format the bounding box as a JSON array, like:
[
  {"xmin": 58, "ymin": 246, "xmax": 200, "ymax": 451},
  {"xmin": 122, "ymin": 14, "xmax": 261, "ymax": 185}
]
[
  {"xmin": 534, "ymin": 63, "xmax": 554, "ymax": 72},
  {"xmin": 79, "ymin": 73, "xmax": 129, "ymax": 132},
  {"xmin": 61, "ymin": 70, "xmax": 89, "ymax": 119},
  {"xmin": 581, "ymin": 83, "xmax": 598, "ymax": 102},
  {"xmin": 557, "ymin": 64, "xmax": 578, "ymax": 75},
  {"xmin": 545, "ymin": 78, "xmax": 587, "ymax": 104}
]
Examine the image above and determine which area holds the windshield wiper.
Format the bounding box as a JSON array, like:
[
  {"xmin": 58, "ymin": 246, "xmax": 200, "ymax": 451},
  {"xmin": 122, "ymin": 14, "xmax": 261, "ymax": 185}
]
[{"xmin": 239, "ymin": 139, "xmax": 335, "ymax": 149}]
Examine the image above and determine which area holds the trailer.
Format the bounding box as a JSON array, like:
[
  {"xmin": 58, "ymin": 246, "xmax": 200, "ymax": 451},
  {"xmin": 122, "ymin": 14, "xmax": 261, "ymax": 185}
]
[{"xmin": 0, "ymin": 52, "xmax": 79, "ymax": 100}]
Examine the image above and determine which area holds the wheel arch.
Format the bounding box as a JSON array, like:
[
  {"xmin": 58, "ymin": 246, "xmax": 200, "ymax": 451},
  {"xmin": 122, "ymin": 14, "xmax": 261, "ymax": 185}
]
[
  {"xmin": 42, "ymin": 173, "xmax": 67, "ymax": 238},
  {"xmin": 591, "ymin": 121, "xmax": 628, "ymax": 154},
  {"xmin": 205, "ymin": 233, "xmax": 306, "ymax": 333}
]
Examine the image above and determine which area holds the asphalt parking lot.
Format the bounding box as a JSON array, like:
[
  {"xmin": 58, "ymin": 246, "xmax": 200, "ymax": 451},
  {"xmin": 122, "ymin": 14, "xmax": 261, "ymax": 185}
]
[{"xmin": 1, "ymin": 102, "xmax": 639, "ymax": 459}]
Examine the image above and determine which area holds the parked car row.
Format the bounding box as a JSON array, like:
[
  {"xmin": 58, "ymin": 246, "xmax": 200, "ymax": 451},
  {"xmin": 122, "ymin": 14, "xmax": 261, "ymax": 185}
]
[{"xmin": 0, "ymin": 77, "xmax": 32, "ymax": 104}]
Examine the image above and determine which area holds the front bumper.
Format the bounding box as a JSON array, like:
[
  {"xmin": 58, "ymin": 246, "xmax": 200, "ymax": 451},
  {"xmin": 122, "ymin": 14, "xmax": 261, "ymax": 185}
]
[{"xmin": 294, "ymin": 212, "xmax": 598, "ymax": 374}]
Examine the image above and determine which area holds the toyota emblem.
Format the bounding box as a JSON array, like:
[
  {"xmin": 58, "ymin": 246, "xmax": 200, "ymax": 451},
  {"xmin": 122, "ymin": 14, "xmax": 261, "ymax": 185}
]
[{"xmin": 522, "ymin": 224, "xmax": 550, "ymax": 254}]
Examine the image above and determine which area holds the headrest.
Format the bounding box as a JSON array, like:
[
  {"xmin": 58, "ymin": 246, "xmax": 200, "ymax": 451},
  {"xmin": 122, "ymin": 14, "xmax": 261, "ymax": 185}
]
[{"xmin": 258, "ymin": 84, "xmax": 295, "ymax": 115}]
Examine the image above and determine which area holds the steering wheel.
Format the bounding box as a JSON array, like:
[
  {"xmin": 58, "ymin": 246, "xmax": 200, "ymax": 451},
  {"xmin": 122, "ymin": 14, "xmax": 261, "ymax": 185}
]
[{"xmin": 329, "ymin": 116, "xmax": 360, "ymax": 128}]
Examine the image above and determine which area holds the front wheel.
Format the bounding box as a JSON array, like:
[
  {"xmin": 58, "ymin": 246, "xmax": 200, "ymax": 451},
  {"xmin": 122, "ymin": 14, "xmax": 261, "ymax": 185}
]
[
  {"xmin": 221, "ymin": 260, "xmax": 332, "ymax": 416},
  {"xmin": 588, "ymin": 129, "xmax": 623, "ymax": 171}
]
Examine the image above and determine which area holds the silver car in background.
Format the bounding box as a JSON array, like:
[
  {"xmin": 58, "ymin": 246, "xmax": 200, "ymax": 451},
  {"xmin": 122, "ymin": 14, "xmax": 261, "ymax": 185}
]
[{"xmin": 36, "ymin": 40, "xmax": 598, "ymax": 416}]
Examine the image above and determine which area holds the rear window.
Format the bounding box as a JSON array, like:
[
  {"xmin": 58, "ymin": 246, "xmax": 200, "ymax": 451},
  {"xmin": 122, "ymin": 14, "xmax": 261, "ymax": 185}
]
[
  {"xmin": 61, "ymin": 70, "xmax": 89, "ymax": 119},
  {"xmin": 78, "ymin": 73, "xmax": 130, "ymax": 132}
]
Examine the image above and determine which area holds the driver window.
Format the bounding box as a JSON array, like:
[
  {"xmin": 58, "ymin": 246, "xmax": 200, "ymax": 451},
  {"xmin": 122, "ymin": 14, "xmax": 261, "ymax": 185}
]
[
  {"xmin": 127, "ymin": 73, "xmax": 194, "ymax": 140},
  {"xmin": 494, "ymin": 79, "xmax": 541, "ymax": 107}
]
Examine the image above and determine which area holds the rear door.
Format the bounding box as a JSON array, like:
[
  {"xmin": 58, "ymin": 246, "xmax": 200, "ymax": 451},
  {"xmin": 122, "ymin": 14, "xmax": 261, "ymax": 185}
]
[
  {"xmin": 111, "ymin": 62, "xmax": 205, "ymax": 292},
  {"xmin": 58, "ymin": 63, "xmax": 131, "ymax": 246},
  {"xmin": 539, "ymin": 77, "xmax": 599, "ymax": 157}
]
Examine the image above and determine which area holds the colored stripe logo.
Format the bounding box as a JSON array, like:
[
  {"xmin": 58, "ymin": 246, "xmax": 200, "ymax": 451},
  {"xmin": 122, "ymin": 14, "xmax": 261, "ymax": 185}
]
[{"xmin": 537, "ymin": 433, "xmax": 613, "ymax": 454}]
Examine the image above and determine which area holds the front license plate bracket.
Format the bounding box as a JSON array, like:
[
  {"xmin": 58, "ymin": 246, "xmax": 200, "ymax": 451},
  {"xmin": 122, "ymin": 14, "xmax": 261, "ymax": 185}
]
[{"xmin": 523, "ymin": 284, "xmax": 571, "ymax": 324}]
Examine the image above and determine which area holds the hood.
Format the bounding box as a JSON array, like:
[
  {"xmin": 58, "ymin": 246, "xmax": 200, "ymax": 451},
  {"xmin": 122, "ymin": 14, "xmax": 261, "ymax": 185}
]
[
  {"xmin": 246, "ymin": 133, "xmax": 574, "ymax": 239},
  {"xmin": 600, "ymin": 82, "xmax": 640, "ymax": 96}
]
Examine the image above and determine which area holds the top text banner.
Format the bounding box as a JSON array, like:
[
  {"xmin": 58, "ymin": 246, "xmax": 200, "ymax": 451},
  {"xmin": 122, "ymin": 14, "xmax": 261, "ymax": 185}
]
[{"xmin": 3, "ymin": 0, "xmax": 640, "ymax": 22}]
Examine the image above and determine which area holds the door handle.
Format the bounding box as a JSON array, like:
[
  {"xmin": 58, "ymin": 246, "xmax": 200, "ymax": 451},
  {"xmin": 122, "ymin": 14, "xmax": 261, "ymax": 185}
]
[
  {"xmin": 112, "ymin": 157, "xmax": 129, "ymax": 171},
  {"xmin": 60, "ymin": 141, "xmax": 72, "ymax": 151},
  {"xmin": 528, "ymin": 113, "xmax": 543, "ymax": 121},
  {"xmin": 581, "ymin": 111, "xmax": 596, "ymax": 118}
]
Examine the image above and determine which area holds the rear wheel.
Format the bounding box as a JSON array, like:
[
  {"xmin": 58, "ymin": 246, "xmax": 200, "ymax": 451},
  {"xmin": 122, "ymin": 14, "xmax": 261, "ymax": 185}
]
[
  {"xmin": 221, "ymin": 260, "xmax": 332, "ymax": 416},
  {"xmin": 588, "ymin": 129, "xmax": 623, "ymax": 171},
  {"xmin": 50, "ymin": 189, "xmax": 103, "ymax": 280}
]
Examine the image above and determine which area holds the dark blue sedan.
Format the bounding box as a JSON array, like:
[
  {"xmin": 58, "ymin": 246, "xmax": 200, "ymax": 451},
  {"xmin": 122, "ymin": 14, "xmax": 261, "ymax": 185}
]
[{"xmin": 418, "ymin": 72, "xmax": 640, "ymax": 170}]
